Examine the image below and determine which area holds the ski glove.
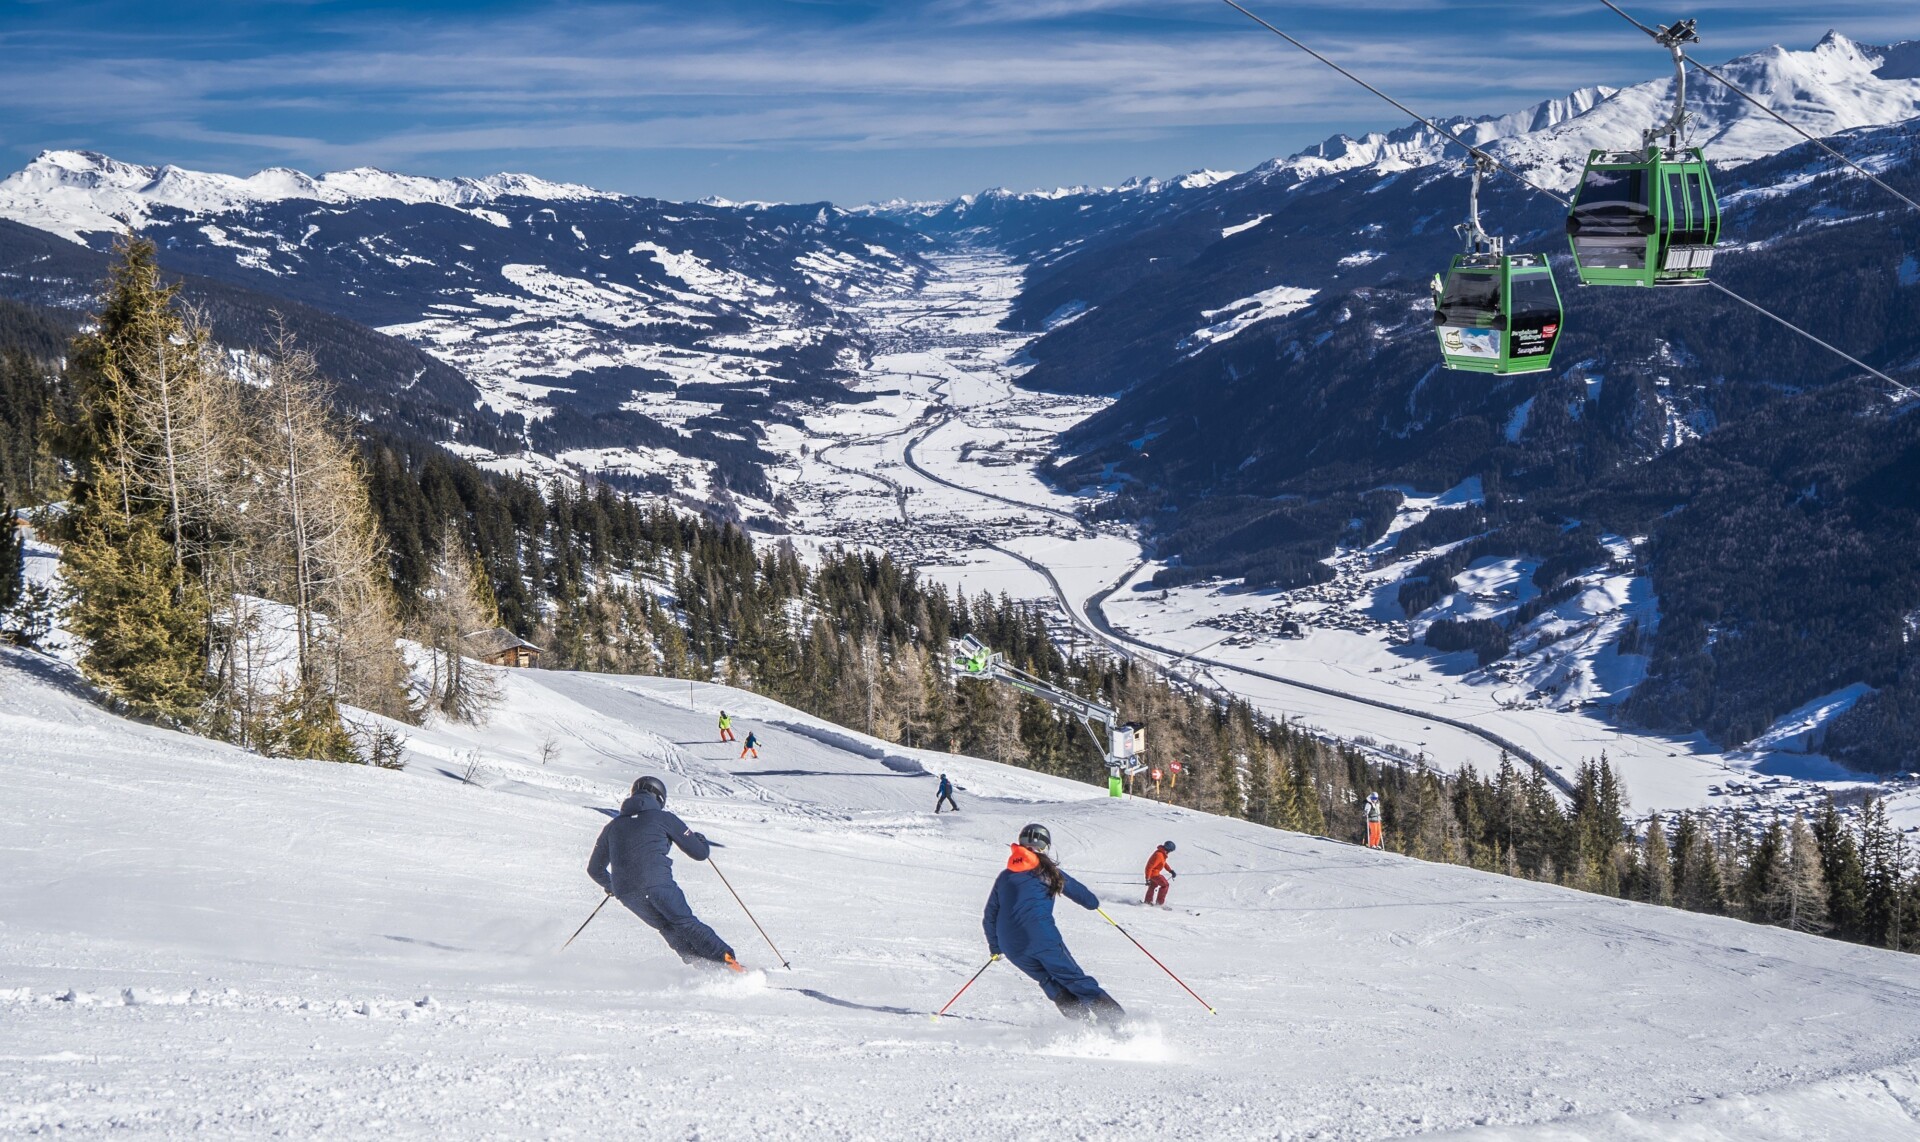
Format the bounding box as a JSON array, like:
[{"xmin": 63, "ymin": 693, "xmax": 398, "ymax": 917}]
[{"xmin": 1169, "ymin": 869, "xmax": 1177, "ymax": 879}]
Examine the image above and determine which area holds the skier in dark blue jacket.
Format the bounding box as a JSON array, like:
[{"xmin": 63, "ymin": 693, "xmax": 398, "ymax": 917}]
[
  {"xmin": 935, "ymin": 773, "xmax": 959, "ymax": 813},
  {"xmin": 982, "ymin": 823, "xmax": 1125, "ymax": 1026},
  {"xmin": 588, "ymin": 776, "xmax": 744, "ymax": 972}
]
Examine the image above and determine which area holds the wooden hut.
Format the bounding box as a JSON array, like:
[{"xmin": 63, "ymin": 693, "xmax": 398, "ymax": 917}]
[{"xmin": 463, "ymin": 628, "xmax": 543, "ymax": 669}]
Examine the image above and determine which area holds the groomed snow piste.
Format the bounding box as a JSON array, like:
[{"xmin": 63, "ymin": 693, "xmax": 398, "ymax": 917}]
[{"xmin": 6, "ymin": 648, "xmax": 1920, "ymax": 1139}]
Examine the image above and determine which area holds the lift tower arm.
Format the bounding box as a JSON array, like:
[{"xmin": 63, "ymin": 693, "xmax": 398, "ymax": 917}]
[{"xmin": 951, "ymin": 636, "xmax": 1146, "ymax": 785}]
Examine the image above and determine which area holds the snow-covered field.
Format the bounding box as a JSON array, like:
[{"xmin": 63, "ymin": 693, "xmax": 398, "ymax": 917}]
[
  {"xmin": 757, "ymin": 255, "xmax": 1913, "ymax": 821},
  {"xmin": 10, "ymin": 649, "xmax": 1920, "ymax": 1138},
  {"xmin": 771, "ymin": 251, "xmax": 1110, "ymax": 576}
]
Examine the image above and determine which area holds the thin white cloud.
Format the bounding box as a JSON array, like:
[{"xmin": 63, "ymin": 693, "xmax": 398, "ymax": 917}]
[{"xmin": 1, "ymin": 0, "xmax": 1913, "ymax": 188}]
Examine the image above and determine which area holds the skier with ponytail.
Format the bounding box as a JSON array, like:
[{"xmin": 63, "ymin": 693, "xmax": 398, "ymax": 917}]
[{"xmin": 982, "ymin": 823, "xmax": 1125, "ymax": 1027}]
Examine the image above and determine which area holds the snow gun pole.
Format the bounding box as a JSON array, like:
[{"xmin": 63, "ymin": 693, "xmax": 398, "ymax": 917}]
[
  {"xmin": 709, "ymin": 859, "xmax": 791, "ymax": 970},
  {"xmin": 563, "ymin": 892, "xmax": 612, "ymax": 950},
  {"xmin": 1097, "ymin": 909, "xmax": 1216, "ymax": 1015},
  {"xmin": 932, "ymin": 955, "xmax": 998, "ymax": 1020}
]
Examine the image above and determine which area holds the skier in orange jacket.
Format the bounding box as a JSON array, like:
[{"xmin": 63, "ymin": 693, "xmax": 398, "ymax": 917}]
[{"xmin": 1144, "ymin": 841, "xmax": 1177, "ymax": 906}]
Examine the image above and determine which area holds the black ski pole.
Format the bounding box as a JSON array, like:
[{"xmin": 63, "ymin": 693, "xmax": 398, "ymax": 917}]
[
  {"xmin": 563, "ymin": 892, "xmax": 612, "ymax": 950},
  {"xmin": 709, "ymin": 858, "xmax": 791, "ymax": 969}
]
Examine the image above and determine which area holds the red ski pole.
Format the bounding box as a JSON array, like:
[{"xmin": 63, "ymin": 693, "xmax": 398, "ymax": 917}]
[
  {"xmin": 931, "ymin": 955, "xmax": 999, "ymax": 1020},
  {"xmin": 1098, "ymin": 909, "xmax": 1216, "ymax": 1014}
]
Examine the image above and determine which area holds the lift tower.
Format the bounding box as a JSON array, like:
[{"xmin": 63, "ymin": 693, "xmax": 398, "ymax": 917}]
[{"xmin": 952, "ymin": 635, "xmax": 1145, "ymax": 798}]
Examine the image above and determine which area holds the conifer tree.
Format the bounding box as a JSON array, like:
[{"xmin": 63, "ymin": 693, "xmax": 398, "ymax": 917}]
[
  {"xmin": 1815, "ymin": 801, "xmax": 1870, "ymax": 940},
  {"xmin": 63, "ymin": 514, "xmax": 210, "ymax": 723},
  {"xmin": 1748, "ymin": 819, "xmax": 1792, "ymax": 925},
  {"xmin": 417, "ymin": 529, "xmax": 499, "ymax": 723},
  {"xmin": 57, "ymin": 239, "xmax": 211, "ymax": 725},
  {"xmin": 246, "ymin": 336, "xmax": 410, "ymax": 735},
  {"xmin": 0, "ymin": 505, "xmax": 20, "ymax": 618},
  {"xmin": 1784, "ymin": 816, "xmax": 1830, "ymax": 933},
  {"xmin": 1860, "ymin": 799, "xmax": 1908, "ymax": 949},
  {"xmin": 1643, "ymin": 817, "xmax": 1674, "ymax": 905}
]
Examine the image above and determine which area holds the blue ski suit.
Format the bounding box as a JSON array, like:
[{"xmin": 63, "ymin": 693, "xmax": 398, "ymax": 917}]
[
  {"xmin": 588, "ymin": 791, "xmax": 735, "ymax": 965},
  {"xmin": 982, "ymin": 845, "xmax": 1123, "ymax": 1021}
]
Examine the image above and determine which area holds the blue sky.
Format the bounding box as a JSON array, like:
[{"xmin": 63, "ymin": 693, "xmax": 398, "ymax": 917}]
[{"xmin": 3, "ymin": 0, "xmax": 1917, "ymax": 204}]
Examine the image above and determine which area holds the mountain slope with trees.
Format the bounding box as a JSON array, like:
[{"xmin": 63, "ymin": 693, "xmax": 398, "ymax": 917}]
[{"xmin": 909, "ymin": 73, "xmax": 1920, "ymax": 771}]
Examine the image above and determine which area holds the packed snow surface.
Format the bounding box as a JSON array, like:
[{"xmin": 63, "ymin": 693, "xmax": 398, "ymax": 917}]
[{"xmin": 7, "ymin": 649, "xmax": 1920, "ymax": 1138}]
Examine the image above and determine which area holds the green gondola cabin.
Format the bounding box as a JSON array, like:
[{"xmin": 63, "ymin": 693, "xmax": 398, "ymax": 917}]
[
  {"xmin": 1566, "ymin": 146, "xmax": 1720, "ymax": 287},
  {"xmin": 1432, "ymin": 252, "xmax": 1562, "ymax": 374}
]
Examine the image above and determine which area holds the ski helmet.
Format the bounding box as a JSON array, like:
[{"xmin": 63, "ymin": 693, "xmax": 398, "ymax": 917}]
[
  {"xmin": 1018, "ymin": 823, "xmax": 1052, "ymax": 854},
  {"xmin": 1161, "ymin": 841, "xmax": 1176, "ymax": 853},
  {"xmin": 1368, "ymin": 791, "xmax": 1380, "ymax": 803},
  {"xmin": 633, "ymin": 775, "xmax": 668, "ymax": 803}
]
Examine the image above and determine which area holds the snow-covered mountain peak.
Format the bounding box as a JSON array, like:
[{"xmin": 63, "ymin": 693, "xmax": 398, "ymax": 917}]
[
  {"xmin": 1489, "ymin": 32, "xmax": 1920, "ymax": 189},
  {"xmin": 1252, "ymin": 85, "xmax": 1622, "ymax": 188},
  {"xmin": 1175, "ymin": 169, "xmax": 1237, "ymax": 189},
  {"xmin": 1239, "ymin": 33, "xmax": 1920, "ymax": 195},
  {"xmin": 0, "ymin": 150, "xmax": 617, "ymax": 243}
]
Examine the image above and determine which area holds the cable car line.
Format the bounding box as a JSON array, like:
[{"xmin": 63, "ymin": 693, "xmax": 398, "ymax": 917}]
[
  {"xmin": 1215, "ymin": 0, "xmax": 1569, "ymax": 206},
  {"xmin": 1215, "ymin": 0, "xmax": 1916, "ymax": 399},
  {"xmin": 1707, "ymin": 280, "xmax": 1919, "ymax": 400},
  {"xmin": 1596, "ymin": 0, "xmax": 1920, "ymax": 215}
]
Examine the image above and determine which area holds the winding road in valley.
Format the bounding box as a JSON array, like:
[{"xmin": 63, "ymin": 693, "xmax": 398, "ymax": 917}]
[{"xmin": 893, "ymin": 387, "xmax": 1573, "ymax": 795}]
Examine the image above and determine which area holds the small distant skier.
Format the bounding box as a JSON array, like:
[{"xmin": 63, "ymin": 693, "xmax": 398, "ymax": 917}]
[
  {"xmin": 1365, "ymin": 791, "xmax": 1383, "ymax": 849},
  {"xmin": 983, "ymin": 823, "xmax": 1125, "ymax": 1027},
  {"xmin": 718, "ymin": 711, "xmax": 735, "ymax": 743},
  {"xmin": 1144, "ymin": 840, "xmax": 1177, "ymax": 906},
  {"xmin": 587, "ymin": 776, "xmax": 744, "ymax": 972},
  {"xmin": 935, "ymin": 773, "xmax": 959, "ymax": 813},
  {"xmin": 739, "ymin": 731, "xmax": 761, "ymax": 760}
]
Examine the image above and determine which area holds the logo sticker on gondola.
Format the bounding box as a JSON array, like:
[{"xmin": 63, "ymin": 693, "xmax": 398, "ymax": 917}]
[
  {"xmin": 1511, "ymin": 321, "xmax": 1560, "ymax": 358},
  {"xmin": 1440, "ymin": 326, "xmax": 1500, "ymax": 359}
]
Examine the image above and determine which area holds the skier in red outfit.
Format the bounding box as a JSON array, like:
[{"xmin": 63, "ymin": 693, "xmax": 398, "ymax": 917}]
[{"xmin": 1144, "ymin": 841, "xmax": 1176, "ymax": 906}]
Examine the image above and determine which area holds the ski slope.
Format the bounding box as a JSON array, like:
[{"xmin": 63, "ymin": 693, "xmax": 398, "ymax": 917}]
[{"xmin": 7, "ymin": 647, "xmax": 1920, "ymax": 1139}]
